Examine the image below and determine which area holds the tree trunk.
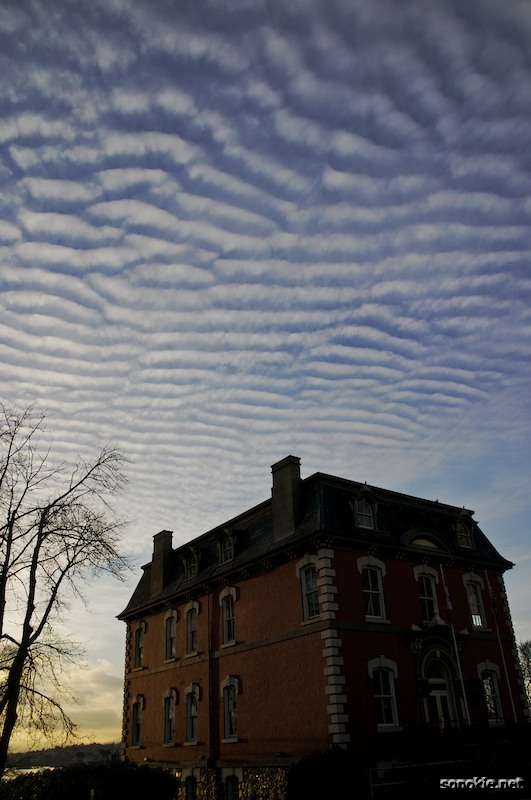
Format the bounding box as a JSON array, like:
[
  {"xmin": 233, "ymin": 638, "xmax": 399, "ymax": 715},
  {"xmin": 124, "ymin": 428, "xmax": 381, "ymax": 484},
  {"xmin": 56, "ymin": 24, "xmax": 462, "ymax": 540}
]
[{"xmin": 0, "ymin": 648, "xmax": 27, "ymax": 778}]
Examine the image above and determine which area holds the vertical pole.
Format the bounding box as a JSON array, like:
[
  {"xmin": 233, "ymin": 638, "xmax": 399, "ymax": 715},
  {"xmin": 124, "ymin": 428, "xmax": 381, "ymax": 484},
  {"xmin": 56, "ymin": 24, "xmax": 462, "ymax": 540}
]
[
  {"xmin": 484, "ymin": 570, "xmax": 518, "ymax": 723},
  {"xmin": 440, "ymin": 564, "xmax": 471, "ymax": 726}
]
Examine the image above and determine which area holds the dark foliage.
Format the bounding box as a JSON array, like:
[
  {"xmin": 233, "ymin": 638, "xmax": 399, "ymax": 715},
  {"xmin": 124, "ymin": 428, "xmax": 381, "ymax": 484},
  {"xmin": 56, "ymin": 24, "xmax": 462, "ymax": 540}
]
[
  {"xmin": 286, "ymin": 747, "xmax": 363, "ymax": 800},
  {"xmin": 0, "ymin": 761, "xmax": 177, "ymax": 800}
]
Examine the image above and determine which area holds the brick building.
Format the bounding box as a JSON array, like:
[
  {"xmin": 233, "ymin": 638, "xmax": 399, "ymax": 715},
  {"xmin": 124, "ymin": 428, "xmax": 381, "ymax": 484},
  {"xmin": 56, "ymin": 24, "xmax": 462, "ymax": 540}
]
[{"xmin": 118, "ymin": 456, "xmax": 528, "ymax": 798}]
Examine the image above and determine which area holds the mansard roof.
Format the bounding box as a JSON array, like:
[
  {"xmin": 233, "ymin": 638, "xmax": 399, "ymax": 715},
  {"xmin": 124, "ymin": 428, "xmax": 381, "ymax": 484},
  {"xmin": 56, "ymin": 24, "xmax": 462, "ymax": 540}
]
[{"xmin": 118, "ymin": 464, "xmax": 512, "ymax": 619}]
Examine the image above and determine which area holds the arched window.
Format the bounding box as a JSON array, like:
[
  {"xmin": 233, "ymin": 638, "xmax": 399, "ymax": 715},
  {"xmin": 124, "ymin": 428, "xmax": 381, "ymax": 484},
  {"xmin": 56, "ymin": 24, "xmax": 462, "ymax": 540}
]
[
  {"xmin": 131, "ymin": 695, "xmax": 144, "ymax": 746},
  {"xmin": 456, "ymin": 518, "xmax": 473, "ymax": 548},
  {"xmin": 165, "ymin": 611, "xmax": 177, "ymax": 660},
  {"xmin": 462, "ymin": 573, "xmax": 486, "ymax": 629},
  {"xmin": 413, "ymin": 566, "xmax": 440, "ymax": 625},
  {"xmin": 219, "ymin": 532, "xmax": 234, "ymax": 564},
  {"xmin": 221, "ymin": 676, "xmax": 239, "ymax": 740},
  {"xmin": 185, "ymin": 602, "xmax": 199, "ymax": 654},
  {"xmin": 477, "ymin": 661, "xmax": 502, "ymax": 724},
  {"xmin": 296, "ymin": 555, "xmax": 320, "ymax": 621},
  {"xmin": 357, "ymin": 557, "xmax": 387, "ymax": 620},
  {"xmin": 185, "ymin": 684, "xmax": 199, "ymax": 743},
  {"xmin": 133, "ymin": 621, "xmax": 146, "ymax": 668},
  {"xmin": 220, "ymin": 587, "xmax": 236, "ymax": 644},
  {"xmin": 184, "ymin": 550, "xmax": 198, "ymax": 580},
  {"xmin": 368, "ymin": 657, "xmax": 399, "ymax": 729},
  {"xmin": 356, "ymin": 498, "xmax": 375, "ymax": 529},
  {"xmin": 163, "ymin": 688, "xmax": 177, "ymax": 743}
]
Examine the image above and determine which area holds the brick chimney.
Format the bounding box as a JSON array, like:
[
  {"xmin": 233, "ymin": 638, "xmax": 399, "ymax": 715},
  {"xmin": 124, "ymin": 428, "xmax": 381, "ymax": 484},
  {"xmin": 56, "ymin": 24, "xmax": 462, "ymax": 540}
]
[
  {"xmin": 271, "ymin": 455, "xmax": 302, "ymax": 541},
  {"xmin": 151, "ymin": 530, "xmax": 173, "ymax": 596}
]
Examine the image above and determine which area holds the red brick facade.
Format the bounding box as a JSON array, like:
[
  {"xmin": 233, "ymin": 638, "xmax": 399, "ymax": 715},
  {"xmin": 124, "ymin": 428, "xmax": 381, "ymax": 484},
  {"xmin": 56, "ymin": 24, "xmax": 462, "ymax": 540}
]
[{"xmin": 119, "ymin": 456, "xmax": 528, "ymax": 798}]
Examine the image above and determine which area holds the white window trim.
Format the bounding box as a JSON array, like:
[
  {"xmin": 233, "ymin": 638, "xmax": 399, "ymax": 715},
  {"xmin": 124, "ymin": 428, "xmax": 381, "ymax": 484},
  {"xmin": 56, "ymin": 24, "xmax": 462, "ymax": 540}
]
[
  {"xmin": 184, "ymin": 600, "xmax": 200, "ymax": 656},
  {"xmin": 367, "ymin": 657, "xmax": 400, "ymax": 731},
  {"xmin": 357, "ymin": 556, "xmax": 388, "ymax": 622},
  {"xmin": 413, "ymin": 565, "xmax": 440, "ymax": 624},
  {"xmin": 219, "ymin": 586, "xmax": 237, "ymax": 645},
  {"xmin": 462, "ymin": 572, "xmax": 488, "ymax": 630},
  {"xmin": 295, "ymin": 554, "xmax": 321, "ymax": 623},
  {"xmin": 220, "ymin": 675, "xmax": 239, "ymax": 742},
  {"xmin": 356, "ymin": 498, "xmax": 375, "ymax": 529},
  {"xmin": 163, "ymin": 688, "xmax": 178, "ymax": 744},
  {"xmin": 184, "ymin": 683, "xmax": 200, "ymax": 745},
  {"xmin": 164, "ymin": 610, "xmax": 178, "ymax": 661}
]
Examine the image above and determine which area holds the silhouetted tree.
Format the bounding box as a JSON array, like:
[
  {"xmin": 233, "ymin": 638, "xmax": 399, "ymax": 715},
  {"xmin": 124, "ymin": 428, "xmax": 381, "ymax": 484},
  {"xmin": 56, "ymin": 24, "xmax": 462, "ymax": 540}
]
[
  {"xmin": 518, "ymin": 640, "xmax": 531, "ymax": 709},
  {"xmin": 0, "ymin": 401, "xmax": 128, "ymax": 778}
]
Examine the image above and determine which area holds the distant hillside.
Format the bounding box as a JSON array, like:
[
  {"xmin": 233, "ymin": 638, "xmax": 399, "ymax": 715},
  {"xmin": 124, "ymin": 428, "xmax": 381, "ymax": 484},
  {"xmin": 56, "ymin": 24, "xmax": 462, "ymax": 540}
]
[{"xmin": 7, "ymin": 742, "xmax": 121, "ymax": 769}]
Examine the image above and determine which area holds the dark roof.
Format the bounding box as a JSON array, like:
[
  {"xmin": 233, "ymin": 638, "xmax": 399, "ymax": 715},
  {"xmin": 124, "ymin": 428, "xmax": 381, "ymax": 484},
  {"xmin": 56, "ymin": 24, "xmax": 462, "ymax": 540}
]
[{"xmin": 118, "ymin": 470, "xmax": 512, "ymax": 619}]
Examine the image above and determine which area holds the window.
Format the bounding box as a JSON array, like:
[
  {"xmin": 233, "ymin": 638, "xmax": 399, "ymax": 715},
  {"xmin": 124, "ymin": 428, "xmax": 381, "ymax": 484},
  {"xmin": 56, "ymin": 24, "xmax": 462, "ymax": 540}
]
[
  {"xmin": 413, "ymin": 566, "xmax": 440, "ymax": 624},
  {"xmin": 362, "ymin": 568, "xmax": 384, "ymax": 618},
  {"xmin": 301, "ymin": 564, "xmax": 320, "ymax": 620},
  {"xmin": 185, "ymin": 776, "xmax": 197, "ymax": 800},
  {"xmin": 185, "ymin": 551, "xmax": 198, "ymax": 580},
  {"xmin": 225, "ymin": 776, "xmax": 239, "ymax": 800},
  {"xmin": 164, "ymin": 689, "xmax": 177, "ymax": 743},
  {"xmin": 224, "ymin": 685, "xmax": 237, "ymax": 739},
  {"xmin": 222, "ymin": 595, "xmax": 235, "ymax": 644},
  {"xmin": 220, "ymin": 533, "xmax": 234, "ymax": 563},
  {"xmin": 296, "ymin": 555, "xmax": 320, "ymax": 622},
  {"xmin": 185, "ymin": 601, "xmax": 199, "ymax": 654},
  {"xmin": 419, "ymin": 575, "xmax": 438, "ymax": 623},
  {"xmin": 357, "ymin": 557, "xmax": 387, "ymax": 621},
  {"xmin": 133, "ymin": 622, "xmax": 145, "ymax": 668},
  {"xmin": 477, "ymin": 661, "xmax": 502, "ymax": 724},
  {"xmin": 185, "ymin": 684, "xmax": 199, "ymax": 743},
  {"xmin": 220, "ymin": 587, "xmax": 237, "ymax": 645},
  {"xmin": 368, "ymin": 657, "xmax": 399, "ymax": 730},
  {"xmin": 456, "ymin": 520, "xmax": 473, "ymax": 548},
  {"xmin": 356, "ymin": 498, "xmax": 374, "ymax": 529},
  {"xmin": 463, "ymin": 574, "xmax": 486, "ymax": 628},
  {"xmin": 131, "ymin": 696, "xmax": 143, "ymax": 746},
  {"xmin": 373, "ymin": 669, "xmax": 398, "ymax": 726},
  {"xmin": 165, "ymin": 613, "xmax": 176, "ymax": 660},
  {"xmin": 482, "ymin": 672, "xmax": 502, "ymax": 722}
]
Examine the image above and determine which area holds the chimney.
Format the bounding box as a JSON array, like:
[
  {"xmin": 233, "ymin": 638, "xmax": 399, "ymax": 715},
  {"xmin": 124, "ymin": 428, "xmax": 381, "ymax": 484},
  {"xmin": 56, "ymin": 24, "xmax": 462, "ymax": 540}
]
[
  {"xmin": 151, "ymin": 530, "xmax": 173, "ymax": 595},
  {"xmin": 271, "ymin": 455, "xmax": 302, "ymax": 541}
]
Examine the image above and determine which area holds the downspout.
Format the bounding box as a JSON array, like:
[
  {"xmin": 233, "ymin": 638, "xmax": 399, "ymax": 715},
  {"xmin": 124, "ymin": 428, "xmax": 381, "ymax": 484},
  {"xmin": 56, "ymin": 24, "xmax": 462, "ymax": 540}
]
[
  {"xmin": 439, "ymin": 564, "xmax": 471, "ymax": 726},
  {"xmin": 484, "ymin": 570, "xmax": 518, "ymax": 723}
]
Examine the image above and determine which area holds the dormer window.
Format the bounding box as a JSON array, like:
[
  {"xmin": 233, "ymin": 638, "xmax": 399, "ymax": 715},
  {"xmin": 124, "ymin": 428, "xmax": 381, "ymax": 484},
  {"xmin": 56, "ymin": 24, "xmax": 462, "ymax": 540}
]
[
  {"xmin": 184, "ymin": 550, "xmax": 198, "ymax": 580},
  {"xmin": 356, "ymin": 498, "xmax": 375, "ymax": 529},
  {"xmin": 456, "ymin": 520, "xmax": 473, "ymax": 548},
  {"xmin": 411, "ymin": 537, "xmax": 438, "ymax": 549},
  {"xmin": 218, "ymin": 531, "xmax": 235, "ymax": 564}
]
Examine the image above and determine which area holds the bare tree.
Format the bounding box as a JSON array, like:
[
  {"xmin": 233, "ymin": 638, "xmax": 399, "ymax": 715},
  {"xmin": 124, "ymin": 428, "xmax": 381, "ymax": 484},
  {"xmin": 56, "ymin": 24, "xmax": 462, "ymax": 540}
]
[
  {"xmin": 518, "ymin": 641, "xmax": 531, "ymax": 710},
  {"xmin": 0, "ymin": 401, "xmax": 128, "ymax": 777}
]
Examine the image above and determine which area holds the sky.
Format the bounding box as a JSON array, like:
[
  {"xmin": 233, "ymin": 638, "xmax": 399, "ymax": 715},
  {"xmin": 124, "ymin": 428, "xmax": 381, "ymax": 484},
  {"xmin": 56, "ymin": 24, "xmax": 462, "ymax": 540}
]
[{"xmin": 1, "ymin": 0, "xmax": 530, "ymax": 749}]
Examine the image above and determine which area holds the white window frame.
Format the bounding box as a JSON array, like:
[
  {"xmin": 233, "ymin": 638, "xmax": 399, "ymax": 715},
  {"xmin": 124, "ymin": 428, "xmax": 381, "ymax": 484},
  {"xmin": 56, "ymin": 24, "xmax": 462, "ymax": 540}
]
[
  {"xmin": 219, "ymin": 587, "xmax": 236, "ymax": 645},
  {"xmin": 185, "ymin": 683, "xmax": 199, "ymax": 743},
  {"xmin": 413, "ymin": 565, "xmax": 439, "ymax": 624},
  {"xmin": 184, "ymin": 601, "xmax": 199, "ymax": 655},
  {"xmin": 295, "ymin": 554, "xmax": 321, "ymax": 622},
  {"xmin": 368, "ymin": 657, "xmax": 399, "ymax": 731},
  {"xmin": 133, "ymin": 621, "xmax": 146, "ymax": 669},
  {"xmin": 131, "ymin": 694, "xmax": 144, "ymax": 746},
  {"xmin": 164, "ymin": 611, "xmax": 177, "ymax": 660},
  {"xmin": 357, "ymin": 556, "xmax": 387, "ymax": 621},
  {"xmin": 163, "ymin": 688, "xmax": 177, "ymax": 743},
  {"xmin": 221, "ymin": 675, "xmax": 239, "ymax": 741},
  {"xmin": 356, "ymin": 498, "xmax": 375, "ymax": 529},
  {"xmin": 477, "ymin": 661, "xmax": 503, "ymax": 724},
  {"xmin": 462, "ymin": 573, "xmax": 487, "ymax": 629}
]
